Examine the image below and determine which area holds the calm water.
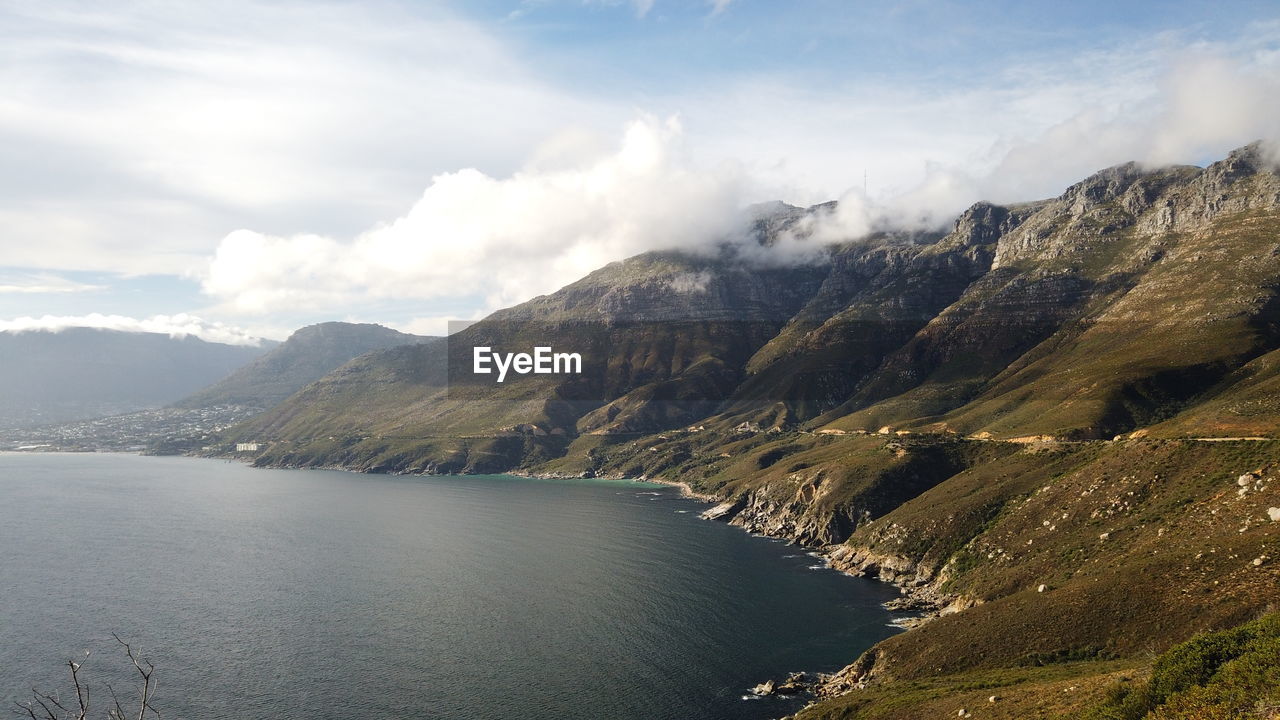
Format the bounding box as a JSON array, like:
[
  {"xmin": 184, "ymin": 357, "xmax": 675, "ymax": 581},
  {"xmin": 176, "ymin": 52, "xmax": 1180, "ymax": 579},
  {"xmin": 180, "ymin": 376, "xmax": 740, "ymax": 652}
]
[{"xmin": 0, "ymin": 453, "xmax": 900, "ymax": 719}]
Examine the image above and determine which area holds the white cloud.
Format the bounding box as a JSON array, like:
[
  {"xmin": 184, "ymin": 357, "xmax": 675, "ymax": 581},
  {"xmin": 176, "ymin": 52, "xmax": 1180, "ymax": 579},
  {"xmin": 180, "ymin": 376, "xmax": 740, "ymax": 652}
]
[
  {"xmin": 666, "ymin": 270, "xmax": 713, "ymax": 293},
  {"xmin": 975, "ymin": 52, "xmax": 1280, "ymax": 205},
  {"xmin": 0, "ymin": 273, "xmax": 103, "ymax": 294},
  {"xmin": 0, "ymin": 1, "xmax": 619, "ymax": 275},
  {"xmin": 392, "ymin": 314, "xmax": 482, "ymax": 337},
  {"xmin": 0, "ymin": 313, "xmax": 265, "ymax": 345},
  {"xmin": 764, "ymin": 48, "xmax": 1280, "ymax": 244},
  {"xmin": 707, "ymin": 0, "xmax": 733, "ymax": 16},
  {"xmin": 202, "ymin": 115, "xmax": 749, "ymax": 315}
]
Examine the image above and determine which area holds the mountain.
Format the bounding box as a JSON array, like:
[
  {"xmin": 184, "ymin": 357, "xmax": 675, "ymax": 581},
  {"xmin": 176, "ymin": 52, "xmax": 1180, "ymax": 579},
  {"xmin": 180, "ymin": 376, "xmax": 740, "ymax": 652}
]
[
  {"xmin": 0, "ymin": 328, "xmax": 273, "ymax": 428},
  {"xmin": 226, "ymin": 144, "xmax": 1280, "ymax": 462},
  {"xmin": 215, "ymin": 143, "xmax": 1280, "ymax": 718},
  {"xmin": 175, "ymin": 321, "xmax": 435, "ymax": 410}
]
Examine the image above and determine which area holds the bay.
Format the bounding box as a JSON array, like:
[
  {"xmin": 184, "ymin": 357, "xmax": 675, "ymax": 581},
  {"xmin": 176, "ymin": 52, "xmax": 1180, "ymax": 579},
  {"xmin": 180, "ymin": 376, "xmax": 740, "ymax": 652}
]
[{"xmin": 0, "ymin": 453, "xmax": 900, "ymax": 719}]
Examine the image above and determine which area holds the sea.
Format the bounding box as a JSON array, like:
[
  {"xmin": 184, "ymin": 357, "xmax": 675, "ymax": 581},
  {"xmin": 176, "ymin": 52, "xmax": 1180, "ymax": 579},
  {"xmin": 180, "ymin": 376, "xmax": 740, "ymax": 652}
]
[{"xmin": 0, "ymin": 452, "xmax": 901, "ymax": 719}]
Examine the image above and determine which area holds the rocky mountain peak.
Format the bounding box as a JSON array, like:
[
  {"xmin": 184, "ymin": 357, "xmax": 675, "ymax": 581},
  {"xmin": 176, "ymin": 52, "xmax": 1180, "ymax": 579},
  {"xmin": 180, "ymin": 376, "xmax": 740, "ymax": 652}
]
[
  {"xmin": 1062, "ymin": 161, "xmax": 1145, "ymax": 216},
  {"xmin": 747, "ymin": 200, "xmax": 811, "ymax": 246},
  {"xmin": 949, "ymin": 201, "xmax": 1014, "ymax": 248},
  {"xmin": 1215, "ymin": 140, "xmax": 1276, "ymax": 179}
]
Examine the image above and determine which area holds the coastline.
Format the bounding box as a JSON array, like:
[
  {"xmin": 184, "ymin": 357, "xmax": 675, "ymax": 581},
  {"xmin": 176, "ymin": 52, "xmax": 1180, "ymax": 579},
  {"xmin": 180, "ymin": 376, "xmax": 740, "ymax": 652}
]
[{"xmin": 509, "ymin": 465, "xmax": 940, "ymax": 707}]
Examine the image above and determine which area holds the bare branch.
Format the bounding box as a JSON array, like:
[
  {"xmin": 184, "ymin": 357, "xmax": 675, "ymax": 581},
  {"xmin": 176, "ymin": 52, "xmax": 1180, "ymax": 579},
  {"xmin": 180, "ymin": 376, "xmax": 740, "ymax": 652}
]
[
  {"xmin": 33, "ymin": 690, "xmax": 68, "ymax": 717},
  {"xmin": 20, "ymin": 636, "xmax": 159, "ymax": 720},
  {"xmin": 111, "ymin": 634, "xmax": 157, "ymax": 720},
  {"xmin": 13, "ymin": 698, "xmax": 47, "ymax": 720},
  {"xmin": 104, "ymin": 685, "xmax": 126, "ymax": 720},
  {"xmin": 31, "ymin": 694, "xmax": 62, "ymax": 720},
  {"xmin": 67, "ymin": 656, "xmax": 89, "ymax": 720}
]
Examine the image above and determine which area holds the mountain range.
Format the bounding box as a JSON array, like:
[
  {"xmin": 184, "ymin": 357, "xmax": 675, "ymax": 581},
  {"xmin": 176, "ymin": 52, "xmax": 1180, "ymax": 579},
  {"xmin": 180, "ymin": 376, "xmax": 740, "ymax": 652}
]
[
  {"xmin": 200, "ymin": 142, "xmax": 1280, "ymax": 719},
  {"xmin": 0, "ymin": 328, "xmax": 273, "ymax": 428},
  {"xmin": 175, "ymin": 321, "xmax": 435, "ymax": 410},
  {"xmin": 231, "ymin": 143, "xmax": 1280, "ymax": 461}
]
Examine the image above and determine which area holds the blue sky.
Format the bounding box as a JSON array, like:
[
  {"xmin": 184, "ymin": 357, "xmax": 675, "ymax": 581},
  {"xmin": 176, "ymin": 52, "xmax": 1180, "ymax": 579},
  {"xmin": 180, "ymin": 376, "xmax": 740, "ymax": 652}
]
[{"xmin": 0, "ymin": 0, "xmax": 1278, "ymax": 341}]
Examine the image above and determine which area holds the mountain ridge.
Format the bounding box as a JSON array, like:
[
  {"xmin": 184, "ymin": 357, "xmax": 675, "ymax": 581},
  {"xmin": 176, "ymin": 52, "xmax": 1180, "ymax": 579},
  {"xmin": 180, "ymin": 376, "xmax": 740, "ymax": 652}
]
[
  {"xmin": 0, "ymin": 327, "xmax": 274, "ymax": 428},
  {"xmin": 175, "ymin": 321, "xmax": 435, "ymax": 410}
]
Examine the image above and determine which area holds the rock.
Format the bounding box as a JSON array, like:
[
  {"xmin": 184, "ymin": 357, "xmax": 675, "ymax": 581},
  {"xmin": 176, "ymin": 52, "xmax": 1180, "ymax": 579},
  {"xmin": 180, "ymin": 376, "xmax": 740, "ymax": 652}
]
[
  {"xmin": 701, "ymin": 500, "xmax": 741, "ymax": 521},
  {"xmin": 1268, "ymin": 507, "xmax": 1280, "ymax": 522},
  {"xmin": 1099, "ymin": 532, "xmax": 1110, "ymax": 541},
  {"xmin": 751, "ymin": 672, "xmax": 813, "ymax": 697},
  {"xmin": 1238, "ymin": 474, "xmax": 1255, "ymax": 487},
  {"xmin": 776, "ymin": 672, "xmax": 812, "ymax": 694},
  {"xmin": 1038, "ymin": 584, "xmax": 1049, "ymax": 593},
  {"xmin": 988, "ymin": 695, "xmax": 1000, "ymax": 703},
  {"xmin": 1253, "ymin": 556, "xmax": 1268, "ymax": 567}
]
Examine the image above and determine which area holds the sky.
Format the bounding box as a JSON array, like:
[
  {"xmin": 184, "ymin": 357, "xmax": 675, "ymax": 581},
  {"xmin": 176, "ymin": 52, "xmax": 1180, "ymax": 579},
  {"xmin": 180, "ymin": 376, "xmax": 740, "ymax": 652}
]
[{"xmin": 1, "ymin": 0, "xmax": 1279, "ymax": 342}]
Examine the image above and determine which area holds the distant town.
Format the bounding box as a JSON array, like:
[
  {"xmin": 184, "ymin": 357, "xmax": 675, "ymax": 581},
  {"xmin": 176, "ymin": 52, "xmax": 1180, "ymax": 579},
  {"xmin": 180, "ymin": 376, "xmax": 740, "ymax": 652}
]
[{"xmin": 0, "ymin": 405, "xmax": 261, "ymax": 453}]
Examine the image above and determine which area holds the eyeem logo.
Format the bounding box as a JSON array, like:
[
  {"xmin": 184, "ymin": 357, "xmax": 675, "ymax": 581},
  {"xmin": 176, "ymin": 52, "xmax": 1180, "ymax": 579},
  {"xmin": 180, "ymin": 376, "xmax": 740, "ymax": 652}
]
[{"xmin": 473, "ymin": 346, "xmax": 583, "ymax": 383}]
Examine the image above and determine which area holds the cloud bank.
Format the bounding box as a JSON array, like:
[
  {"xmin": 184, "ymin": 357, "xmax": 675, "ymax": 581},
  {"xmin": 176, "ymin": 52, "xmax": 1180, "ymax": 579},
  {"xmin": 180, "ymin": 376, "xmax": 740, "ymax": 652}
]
[
  {"xmin": 0, "ymin": 314, "xmax": 265, "ymax": 346},
  {"xmin": 753, "ymin": 50, "xmax": 1280, "ymax": 249},
  {"xmin": 203, "ymin": 116, "xmax": 748, "ymax": 314},
  {"xmin": 0, "ymin": 273, "xmax": 103, "ymax": 294}
]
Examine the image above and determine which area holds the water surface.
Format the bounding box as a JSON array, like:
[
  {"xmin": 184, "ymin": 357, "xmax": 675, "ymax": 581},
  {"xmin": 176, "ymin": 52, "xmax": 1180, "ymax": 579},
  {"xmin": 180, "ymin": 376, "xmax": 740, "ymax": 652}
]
[{"xmin": 0, "ymin": 453, "xmax": 900, "ymax": 719}]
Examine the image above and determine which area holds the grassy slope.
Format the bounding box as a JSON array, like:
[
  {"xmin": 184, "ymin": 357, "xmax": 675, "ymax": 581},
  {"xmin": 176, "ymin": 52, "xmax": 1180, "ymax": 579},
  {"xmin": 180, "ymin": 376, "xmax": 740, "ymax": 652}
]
[
  {"xmin": 1086, "ymin": 611, "xmax": 1280, "ymax": 720},
  {"xmin": 175, "ymin": 322, "xmax": 431, "ymax": 410},
  {"xmin": 222, "ymin": 251, "xmax": 828, "ymax": 469},
  {"xmin": 937, "ymin": 209, "xmax": 1280, "ymax": 439},
  {"xmin": 791, "ymin": 438, "xmax": 1280, "ymax": 718},
  {"xmin": 794, "ymin": 661, "xmax": 1145, "ymax": 720},
  {"xmin": 819, "ymin": 196, "xmax": 1280, "ymax": 440},
  {"xmin": 796, "ymin": 611, "xmax": 1280, "ymax": 720}
]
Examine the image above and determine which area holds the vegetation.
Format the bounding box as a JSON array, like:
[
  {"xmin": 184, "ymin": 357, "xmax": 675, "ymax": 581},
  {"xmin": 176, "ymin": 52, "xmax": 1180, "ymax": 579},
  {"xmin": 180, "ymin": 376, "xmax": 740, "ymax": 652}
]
[{"xmin": 1084, "ymin": 613, "xmax": 1280, "ymax": 720}]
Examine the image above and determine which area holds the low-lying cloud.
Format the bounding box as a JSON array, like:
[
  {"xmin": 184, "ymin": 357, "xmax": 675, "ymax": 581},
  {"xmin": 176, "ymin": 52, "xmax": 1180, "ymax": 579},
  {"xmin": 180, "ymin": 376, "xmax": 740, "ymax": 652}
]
[
  {"xmin": 0, "ymin": 313, "xmax": 264, "ymax": 346},
  {"xmin": 0, "ymin": 273, "xmax": 104, "ymax": 294},
  {"xmin": 760, "ymin": 51, "xmax": 1280, "ymax": 250},
  {"xmin": 203, "ymin": 116, "xmax": 749, "ymax": 314}
]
